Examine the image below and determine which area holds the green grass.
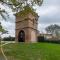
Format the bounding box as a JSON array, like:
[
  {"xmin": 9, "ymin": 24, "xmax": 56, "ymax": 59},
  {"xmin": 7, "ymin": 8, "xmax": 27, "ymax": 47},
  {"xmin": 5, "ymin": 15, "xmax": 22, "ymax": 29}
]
[{"xmin": 2, "ymin": 42, "xmax": 60, "ymax": 60}]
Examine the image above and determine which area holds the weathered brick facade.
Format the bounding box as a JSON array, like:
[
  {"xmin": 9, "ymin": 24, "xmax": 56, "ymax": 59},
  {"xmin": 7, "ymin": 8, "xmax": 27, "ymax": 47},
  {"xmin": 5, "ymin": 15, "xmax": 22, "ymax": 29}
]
[{"xmin": 15, "ymin": 13, "xmax": 38, "ymax": 42}]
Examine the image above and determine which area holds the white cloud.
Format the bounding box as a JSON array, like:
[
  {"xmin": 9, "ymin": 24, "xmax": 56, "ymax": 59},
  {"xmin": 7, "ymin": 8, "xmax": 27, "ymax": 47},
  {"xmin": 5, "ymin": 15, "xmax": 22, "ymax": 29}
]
[
  {"xmin": 1, "ymin": 20, "xmax": 15, "ymax": 37},
  {"xmin": 37, "ymin": 0, "xmax": 60, "ymax": 33},
  {"xmin": 0, "ymin": 0, "xmax": 60, "ymax": 37},
  {"xmin": 0, "ymin": 3, "xmax": 15, "ymax": 37},
  {"xmin": 36, "ymin": 5, "xmax": 58, "ymax": 16},
  {"xmin": 38, "ymin": 23, "xmax": 49, "ymax": 33}
]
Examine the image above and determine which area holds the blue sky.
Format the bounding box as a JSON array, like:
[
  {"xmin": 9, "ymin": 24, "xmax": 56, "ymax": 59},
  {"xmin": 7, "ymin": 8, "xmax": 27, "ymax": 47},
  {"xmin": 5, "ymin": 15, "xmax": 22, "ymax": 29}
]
[{"xmin": 0, "ymin": 0, "xmax": 60, "ymax": 37}]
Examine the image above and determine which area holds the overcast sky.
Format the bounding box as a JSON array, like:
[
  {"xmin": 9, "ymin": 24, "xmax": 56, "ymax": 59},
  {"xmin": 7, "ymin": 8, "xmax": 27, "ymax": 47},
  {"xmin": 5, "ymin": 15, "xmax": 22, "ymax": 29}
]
[
  {"xmin": 0, "ymin": 0, "xmax": 60, "ymax": 37},
  {"xmin": 37, "ymin": 0, "xmax": 60, "ymax": 33}
]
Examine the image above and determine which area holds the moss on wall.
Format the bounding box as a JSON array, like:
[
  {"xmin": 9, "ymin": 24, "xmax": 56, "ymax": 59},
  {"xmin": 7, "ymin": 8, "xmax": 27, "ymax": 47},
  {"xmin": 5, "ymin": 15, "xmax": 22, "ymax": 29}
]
[{"xmin": 16, "ymin": 6, "xmax": 38, "ymax": 17}]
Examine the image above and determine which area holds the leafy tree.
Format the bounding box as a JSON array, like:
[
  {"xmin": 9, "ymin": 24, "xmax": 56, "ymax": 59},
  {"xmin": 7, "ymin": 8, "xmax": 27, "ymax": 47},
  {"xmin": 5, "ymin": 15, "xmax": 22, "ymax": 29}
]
[
  {"xmin": 0, "ymin": 22, "xmax": 5, "ymax": 36},
  {"xmin": 0, "ymin": 22, "xmax": 8, "ymax": 45},
  {"xmin": 0, "ymin": 0, "xmax": 43, "ymax": 18},
  {"xmin": 0, "ymin": 22, "xmax": 8, "ymax": 60},
  {"xmin": 0, "ymin": 8, "xmax": 8, "ymax": 20},
  {"xmin": 3, "ymin": 36, "xmax": 15, "ymax": 41},
  {"xmin": 45, "ymin": 24, "xmax": 60, "ymax": 37},
  {"xmin": 0, "ymin": 22, "xmax": 8, "ymax": 43}
]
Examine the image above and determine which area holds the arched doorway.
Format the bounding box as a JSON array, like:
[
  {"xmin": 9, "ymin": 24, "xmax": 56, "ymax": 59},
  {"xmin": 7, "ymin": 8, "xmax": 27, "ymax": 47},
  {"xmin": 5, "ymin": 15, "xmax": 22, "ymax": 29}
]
[{"xmin": 18, "ymin": 30, "xmax": 25, "ymax": 42}]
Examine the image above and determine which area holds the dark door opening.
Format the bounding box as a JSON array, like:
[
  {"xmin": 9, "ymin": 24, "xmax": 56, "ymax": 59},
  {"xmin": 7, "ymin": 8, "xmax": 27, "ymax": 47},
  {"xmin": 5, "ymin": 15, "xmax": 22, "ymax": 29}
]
[
  {"xmin": 38, "ymin": 36, "xmax": 44, "ymax": 42},
  {"xmin": 18, "ymin": 30, "xmax": 25, "ymax": 42}
]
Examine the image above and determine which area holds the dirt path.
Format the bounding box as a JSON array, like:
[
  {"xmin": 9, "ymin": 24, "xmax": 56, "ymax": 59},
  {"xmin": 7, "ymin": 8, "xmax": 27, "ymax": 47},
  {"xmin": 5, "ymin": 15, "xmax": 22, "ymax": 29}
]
[
  {"xmin": 0, "ymin": 56, "xmax": 5, "ymax": 60},
  {"xmin": 0, "ymin": 49, "xmax": 5, "ymax": 60}
]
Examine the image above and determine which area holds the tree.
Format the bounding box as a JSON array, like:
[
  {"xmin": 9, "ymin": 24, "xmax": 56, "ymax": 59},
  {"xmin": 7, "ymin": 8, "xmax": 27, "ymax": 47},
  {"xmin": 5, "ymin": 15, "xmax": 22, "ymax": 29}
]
[
  {"xmin": 0, "ymin": 6, "xmax": 9, "ymax": 20},
  {"xmin": 0, "ymin": 22, "xmax": 8, "ymax": 43},
  {"xmin": 0, "ymin": 0, "xmax": 43, "ymax": 18},
  {"xmin": 0, "ymin": 22, "xmax": 5, "ymax": 39},
  {"xmin": 3, "ymin": 36, "xmax": 15, "ymax": 41},
  {"xmin": 45, "ymin": 24, "xmax": 60, "ymax": 38},
  {"xmin": 0, "ymin": 22, "xmax": 8, "ymax": 60}
]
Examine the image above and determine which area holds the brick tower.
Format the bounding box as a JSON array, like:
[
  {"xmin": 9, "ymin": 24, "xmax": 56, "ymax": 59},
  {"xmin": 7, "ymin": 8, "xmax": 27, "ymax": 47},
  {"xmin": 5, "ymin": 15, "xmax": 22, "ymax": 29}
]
[{"xmin": 15, "ymin": 9, "xmax": 38, "ymax": 42}]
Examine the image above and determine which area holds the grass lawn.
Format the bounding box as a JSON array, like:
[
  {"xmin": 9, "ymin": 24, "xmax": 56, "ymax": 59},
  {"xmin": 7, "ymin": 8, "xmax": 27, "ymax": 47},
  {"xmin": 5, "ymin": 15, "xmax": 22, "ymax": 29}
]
[{"xmin": 1, "ymin": 42, "xmax": 60, "ymax": 60}]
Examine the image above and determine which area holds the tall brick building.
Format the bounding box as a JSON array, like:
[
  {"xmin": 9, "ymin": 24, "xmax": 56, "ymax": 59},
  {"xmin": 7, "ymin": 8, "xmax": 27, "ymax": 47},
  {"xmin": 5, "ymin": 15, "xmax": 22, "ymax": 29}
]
[{"xmin": 15, "ymin": 9, "xmax": 38, "ymax": 42}]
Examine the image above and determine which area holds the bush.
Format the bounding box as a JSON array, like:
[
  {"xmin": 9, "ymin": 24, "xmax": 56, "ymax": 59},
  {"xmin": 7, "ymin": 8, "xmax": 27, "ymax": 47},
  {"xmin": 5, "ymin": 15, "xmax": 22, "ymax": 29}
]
[
  {"xmin": 37, "ymin": 36, "xmax": 60, "ymax": 44},
  {"xmin": 3, "ymin": 36, "xmax": 15, "ymax": 41},
  {"xmin": 37, "ymin": 36, "xmax": 45, "ymax": 42}
]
